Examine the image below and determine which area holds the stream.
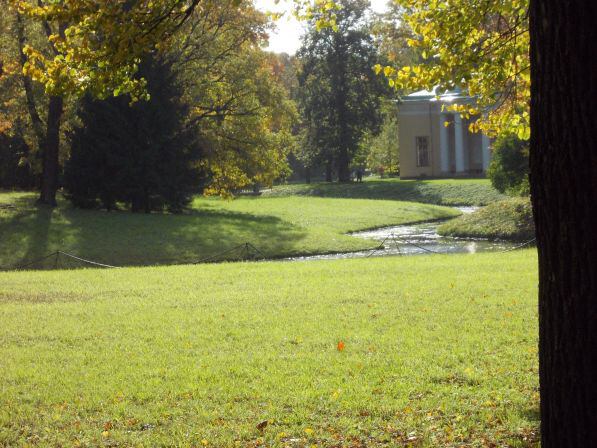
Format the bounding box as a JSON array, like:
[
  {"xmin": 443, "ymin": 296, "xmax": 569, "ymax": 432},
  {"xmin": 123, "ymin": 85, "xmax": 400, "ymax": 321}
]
[{"xmin": 288, "ymin": 206, "xmax": 522, "ymax": 261}]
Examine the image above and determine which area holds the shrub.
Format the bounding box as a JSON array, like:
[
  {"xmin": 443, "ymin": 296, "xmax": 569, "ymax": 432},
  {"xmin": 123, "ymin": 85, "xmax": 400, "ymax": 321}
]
[
  {"xmin": 438, "ymin": 197, "xmax": 535, "ymax": 241},
  {"xmin": 487, "ymin": 134, "xmax": 529, "ymax": 196}
]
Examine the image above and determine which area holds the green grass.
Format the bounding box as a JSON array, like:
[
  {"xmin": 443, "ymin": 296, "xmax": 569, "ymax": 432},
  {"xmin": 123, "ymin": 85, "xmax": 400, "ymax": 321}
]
[
  {"xmin": 438, "ymin": 197, "xmax": 535, "ymax": 241},
  {"xmin": 0, "ymin": 192, "xmax": 458, "ymax": 269},
  {"xmin": 264, "ymin": 178, "xmax": 506, "ymax": 206},
  {"xmin": 0, "ymin": 251, "xmax": 539, "ymax": 447}
]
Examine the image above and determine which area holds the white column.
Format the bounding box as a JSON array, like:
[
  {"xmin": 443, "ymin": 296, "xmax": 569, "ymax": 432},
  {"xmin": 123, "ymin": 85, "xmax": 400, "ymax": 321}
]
[
  {"xmin": 454, "ymin": 113, "xmax": 465, "ymax": 173},
  {"xmin": 482, "ymin": 134, "xmax": 491, "ymax": 171},
  {"xmin": 439, "ymin": 113, "xmax": 449, "ymax": 173}
]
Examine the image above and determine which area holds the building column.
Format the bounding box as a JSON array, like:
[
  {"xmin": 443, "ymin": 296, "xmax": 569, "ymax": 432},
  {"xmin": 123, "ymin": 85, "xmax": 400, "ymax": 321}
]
[
  {"xmin": 482, "ymin": 133, "xmax": 491, "ymax": 172},
  {"xmin": 439, "ymin": 113, "xmax": 449, "ymax": 173},
  {"xmin": 454, "ymin": 113, "xmax": 465, "ymax": 173}
]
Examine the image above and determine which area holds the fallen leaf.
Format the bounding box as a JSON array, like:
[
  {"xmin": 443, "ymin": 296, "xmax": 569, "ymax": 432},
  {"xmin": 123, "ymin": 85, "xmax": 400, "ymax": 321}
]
[
  {"xmin": 337, "ymin": 341, "xmax": 345, "ymax": 352},
  {"xmin": 256, "ymin": 420, "xmax": 269, "ymax": 432}
]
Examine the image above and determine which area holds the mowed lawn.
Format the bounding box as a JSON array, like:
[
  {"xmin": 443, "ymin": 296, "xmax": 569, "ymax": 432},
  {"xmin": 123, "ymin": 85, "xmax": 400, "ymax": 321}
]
[
  {"xmin": 0, "ymin": 252, "xmax": 539, "ymax": 447},
  {"xmin": 0, "ymin": 192, "xmax": 458, "ymax": 269},
  {"xmin": 263, "ymin": 178, "xmax": 506, "ymax": 206}
]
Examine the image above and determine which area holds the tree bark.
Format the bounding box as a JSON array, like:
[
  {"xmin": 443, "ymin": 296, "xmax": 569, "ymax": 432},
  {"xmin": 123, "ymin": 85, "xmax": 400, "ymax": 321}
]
[
  {"xmin": 17, "ymin": 13, "xmax": 66, "ymax": 206},
  {"xmin": 15, "ymin": 12, "xmax": 45, "ymax": 149},
  {"xmin": 529, "ymin": 0, "xmax": 597, "ymax": 446},
  {"xmin": 38, "ymin": 96, "xmax": 63, "ymax": 206},
  {"xmin": 325, "ymin": 159, "xmax": 333, "ymax": 182},
  {"xmin": 336, "ymin": 146, "xmax": 351, "ymax": 182}
]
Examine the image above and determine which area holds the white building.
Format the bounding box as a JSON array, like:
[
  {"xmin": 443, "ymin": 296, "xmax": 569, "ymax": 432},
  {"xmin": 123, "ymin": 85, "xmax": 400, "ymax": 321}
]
[{"xmin": 398, "ymin": 88, "xmax": 492, "ymax": 178}]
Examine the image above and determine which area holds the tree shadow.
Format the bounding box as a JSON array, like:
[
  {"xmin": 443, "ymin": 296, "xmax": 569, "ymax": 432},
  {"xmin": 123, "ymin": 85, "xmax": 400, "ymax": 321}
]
[
  {"xmin": 0, "ymin": 194, "xmax": 308, "ymax": 269},
  {"xmin": 270, "ymin": 179, "xmax": 499, "ymax": 206},
  {"xmin": 276, "ymin": 180, "xmax": 446, "ymax": 203},
  {"xmin": 0, "ymin": 194, "xmax": 56, "ymax": 269}
]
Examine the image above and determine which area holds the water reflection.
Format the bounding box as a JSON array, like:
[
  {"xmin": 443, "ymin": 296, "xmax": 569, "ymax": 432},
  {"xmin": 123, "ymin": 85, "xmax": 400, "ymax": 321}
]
[{"xmin": 288, "ymin": 206, "xmax": 522, "ymax": 261}]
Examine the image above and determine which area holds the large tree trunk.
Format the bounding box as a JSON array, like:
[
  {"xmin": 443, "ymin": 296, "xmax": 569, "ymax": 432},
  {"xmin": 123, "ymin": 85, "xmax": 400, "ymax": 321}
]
[
  {"xmin": 336, "ymin": 147, "xmax": 351, "ymax": 182},
  {"xmin": 325, "ymin": 159, "xmax": 333, "ymax": 182},
  {"xmin": 38, "ymin": 96, "xmax": 63, "ymax": 206},
  {"xmin": 529, "ymin": 0, "xmax": 597, "ymax": 446}
]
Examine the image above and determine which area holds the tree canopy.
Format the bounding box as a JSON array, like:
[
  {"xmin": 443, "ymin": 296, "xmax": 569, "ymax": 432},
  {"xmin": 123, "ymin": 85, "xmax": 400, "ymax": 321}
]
[
  {"xmin": 0, "ymin": 0, "xmax": 298, "ymax": 201},
  {"xmin": 297, "ymin": 0, "xmax": 387, "ymax": 182},
  {"xmin": 377, "ymin": 0, "xmax": 529, "ymax": 139},
  {"xmin": 4, "ymin": 0, "xmax": 338, "ymax": 99}
]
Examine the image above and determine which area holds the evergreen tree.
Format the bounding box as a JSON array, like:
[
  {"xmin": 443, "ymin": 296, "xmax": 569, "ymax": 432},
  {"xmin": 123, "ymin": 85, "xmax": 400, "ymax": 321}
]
[{"xmin": 64, "ymin": 56, "xmax": 203, "ymax": 213}]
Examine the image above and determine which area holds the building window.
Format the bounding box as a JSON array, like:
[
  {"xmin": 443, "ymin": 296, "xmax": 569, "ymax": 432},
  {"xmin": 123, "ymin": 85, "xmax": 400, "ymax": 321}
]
[{"xmin": 416, "ymin": 136, "xmax": 430, "ymax": 167}]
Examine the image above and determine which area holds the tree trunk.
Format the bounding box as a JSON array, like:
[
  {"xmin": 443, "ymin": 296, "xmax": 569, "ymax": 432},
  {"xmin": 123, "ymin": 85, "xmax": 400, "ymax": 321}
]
[
  {"xmin": 529, "ymin": 0, "xmax": 597, "ymax": 446},
  {"xmin": 325, "ymin": 160, "xmax": 333, "ymax": 182},
  {"xmin": 38, "ymin": 96, "xmax": 63, "ymax": 206},
  {"xmin": 336, "ymin": 147, "xmax": 351, "ymax": 182},
  {"xmin": 305, "ymin": 166, "xmax": 311, "ymax": 184},
  {"xmin": 15, "ymin": 12, "xmax": 45, "ymax": 150}
]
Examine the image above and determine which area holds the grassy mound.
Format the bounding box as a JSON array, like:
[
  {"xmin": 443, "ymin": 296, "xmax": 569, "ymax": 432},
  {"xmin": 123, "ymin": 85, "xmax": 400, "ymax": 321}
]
[
  {"xmin": 263, "ymin": 178, "xmax": 506, "ymax": 206},
  {"xmin": 0, "ymin": 252, "xmax": 539, "ymax": 446},
  {"xmin": 438, "ymin": 197, "xmax": 535, "ymax": 241},
  {"xmin": 0, "ymin": 191, "xmax": 458, "ymax": 269}
]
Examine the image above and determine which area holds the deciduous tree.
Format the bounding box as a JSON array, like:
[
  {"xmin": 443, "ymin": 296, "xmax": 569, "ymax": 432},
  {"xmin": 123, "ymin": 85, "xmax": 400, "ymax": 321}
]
[{"xmin": 297, "ymin": 0, "xmax": 386, "ymax": 182}]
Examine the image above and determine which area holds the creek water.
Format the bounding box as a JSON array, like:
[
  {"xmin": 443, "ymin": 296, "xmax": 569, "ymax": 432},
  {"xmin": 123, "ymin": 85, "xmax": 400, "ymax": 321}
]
[{"xmin": 288, "ymin": 206, "xmax": 522, "ymax": 261}]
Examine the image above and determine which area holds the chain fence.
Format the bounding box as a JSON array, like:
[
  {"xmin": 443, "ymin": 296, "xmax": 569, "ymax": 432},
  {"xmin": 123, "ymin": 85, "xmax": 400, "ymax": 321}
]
[{"xmin": 0, "ymin": 236, "xmax": 537, "ymax": 272}]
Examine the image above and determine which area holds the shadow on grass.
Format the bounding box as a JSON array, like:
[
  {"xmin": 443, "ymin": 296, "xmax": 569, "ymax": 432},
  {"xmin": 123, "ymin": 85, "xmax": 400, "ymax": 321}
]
[
  {"xmin": 267, "ymin": 180, "xmax": 504, "ymax": 206},
  {"xmin": 0, "ymin": 194, "xmax": 307, "ymax": 269}
]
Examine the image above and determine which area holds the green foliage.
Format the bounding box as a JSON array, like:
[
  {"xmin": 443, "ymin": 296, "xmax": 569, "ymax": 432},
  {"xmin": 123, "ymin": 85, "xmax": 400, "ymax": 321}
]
[
  {"xmin": 0, "ymin": 191, "xmax": 457, "ymax": 268},
  {"xmin": 0, "ymin": 251, "xmax": 539, "ymax": 446},
  {"xmin": 438, "ymin": 197, "xmax": 535, "ymax": 241},
  {"xmin": 370, "ymin": 2, "xmax": 419, "ymax": 72},
  {"xmin": 487, "ymin": 134, "xmax": 529, "ymax": 196},
  {"xmin": 63, "ymin": 56, "xmax": 202, "ymax": 213},
  {"xmin": 297, "ymin": 0, "xmax": 387, "ymax": 181},
  {"xmin": 168, "ymin": 4, "xmax": 296, "ymax": 195},
  {"xmin": 378, "ymin": 0, "xmax": 529, "ymax": 139},
  {"xmin": 6, "ymin": 0, "xmax": 336, "ymax": 99},
  {"xmin": 361, "ymin": 100, "xmax": 400, "ymax": 176},
  {"xmin": 0, "ymin": 130, "xmax": 36, "ymax": 189}
]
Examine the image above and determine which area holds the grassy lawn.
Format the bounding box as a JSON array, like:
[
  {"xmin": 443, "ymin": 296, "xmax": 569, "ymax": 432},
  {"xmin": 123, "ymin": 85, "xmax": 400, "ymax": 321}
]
[
  {"xmin": 0, "ymin": 192, "xmax": 458, "ymax": 269},
  {"xmin": 0, "ymin": 251, "xmax": 539, "ymax": 447},
  {"xmin": 438, "ymin": 198, "xmax": 535, "ymax": 241},
  {"xmin": 264, "ymin": 178, "xmax": 506, "ymax": 206}
]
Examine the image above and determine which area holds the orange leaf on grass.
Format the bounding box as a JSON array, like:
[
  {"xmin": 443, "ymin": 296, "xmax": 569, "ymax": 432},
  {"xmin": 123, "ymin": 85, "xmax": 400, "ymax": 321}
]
[{"xmin": 337, "ymin": 340, "xmax": 345, "ymax": 352}]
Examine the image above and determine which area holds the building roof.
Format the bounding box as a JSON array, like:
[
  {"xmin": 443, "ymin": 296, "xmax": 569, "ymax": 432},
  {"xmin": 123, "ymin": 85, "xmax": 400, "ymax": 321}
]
[{"xmin": 403, "ymin": 87, "xmax": 469, "ymax": 103}]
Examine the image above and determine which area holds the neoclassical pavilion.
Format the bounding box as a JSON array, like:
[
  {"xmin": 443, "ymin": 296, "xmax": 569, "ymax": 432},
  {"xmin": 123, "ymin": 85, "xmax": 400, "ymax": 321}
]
[{"xmin": 398, "ymin": 88, "xmax": 491, "ymax": 179}]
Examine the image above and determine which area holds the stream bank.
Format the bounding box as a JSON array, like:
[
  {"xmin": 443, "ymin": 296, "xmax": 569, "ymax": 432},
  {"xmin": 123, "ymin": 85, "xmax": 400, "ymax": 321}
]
[{"xmin": 288, "ymin": 207, "xmax": 524, "ymax": 261}]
